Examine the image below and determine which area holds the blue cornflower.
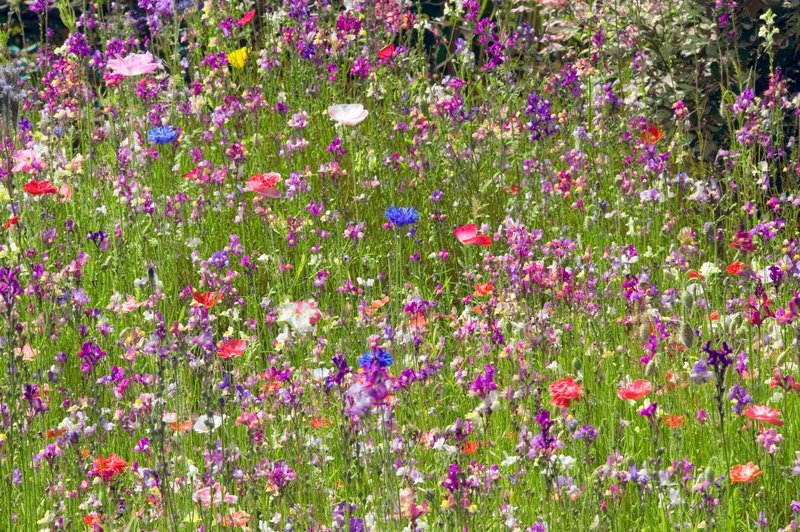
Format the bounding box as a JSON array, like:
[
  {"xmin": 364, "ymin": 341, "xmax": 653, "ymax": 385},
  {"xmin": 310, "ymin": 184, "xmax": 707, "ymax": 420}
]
[
  {"xmin": 358, "ymin": 348, "xmax": 393, "ymax": 368},
  {"xmin": 147, "ymin": 125, "xmax": 179, "ymax": 144},
  {"xmin": 385, "ymin": 207, "xmax": 419, "ymax": 227}
]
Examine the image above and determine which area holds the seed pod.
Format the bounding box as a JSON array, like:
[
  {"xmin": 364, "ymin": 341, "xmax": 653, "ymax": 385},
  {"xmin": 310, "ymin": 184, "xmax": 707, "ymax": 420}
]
[
  {"xmin": 645, "ymin": 357, "xmax": 657, "ymax": 377},
  {"xmin": 639, "ymin": 323, "xmax": 651, "ymax": 343},
  {"xmin": 682, "ymin": 291, "xmax": 694, "ymax": 313},
  {"xmin": 679, "ymin": 322, "xmax": 695, "ymax": 349},
  {"xmin": 573, "ymin": 357, "xmax": 582, "ymax": 373}
]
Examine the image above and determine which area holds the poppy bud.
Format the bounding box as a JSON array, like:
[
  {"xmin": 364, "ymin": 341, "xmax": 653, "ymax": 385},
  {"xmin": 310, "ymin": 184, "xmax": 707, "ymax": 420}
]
[
  {"xmin": 679, "ymin": 322, "xmax": 695, "ymax": 349},
  {"xmin": 645, "ymin": 357, "xmax": 657, "ymax": 377},
  {"xmin": 639, "ymin": 323, "xmax": 650, "ymax": 344},
  {"xmin": 682, "ymin": 291, "xmax": 694, "ymax": 313},
  {"xmin": 573, "ymin": 357, "xmax": 582, "ymax": 373}
]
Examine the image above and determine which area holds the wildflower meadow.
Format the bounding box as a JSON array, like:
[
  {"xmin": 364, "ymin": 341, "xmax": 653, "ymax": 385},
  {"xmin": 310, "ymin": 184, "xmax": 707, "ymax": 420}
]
[{"xmin": 3, "ymin": 0, "xmax": 800, "ymax": 530}]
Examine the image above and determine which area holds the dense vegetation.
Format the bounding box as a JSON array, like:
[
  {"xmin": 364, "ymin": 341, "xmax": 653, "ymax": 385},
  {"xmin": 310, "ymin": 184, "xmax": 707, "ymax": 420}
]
[{"xmin": 2, "ymin": 0, "xmax": 800, "ymax": 530}]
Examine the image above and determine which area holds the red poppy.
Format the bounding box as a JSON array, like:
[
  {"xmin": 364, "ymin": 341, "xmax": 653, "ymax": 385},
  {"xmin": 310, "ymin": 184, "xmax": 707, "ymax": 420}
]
[
  {"xmin": 2, "ymin": 216, "xmax": 18, "ymax": 229},
  {"xmin": 687, "ymin": 270, "xmax": 703, "ymax": 280},
  {"xmin": 183, "ymin": 167, "xmax": 201, "ymax": 181},
  {"xmin": 473, "ymin": 282, "xmax": 494, "ymax": 297},
  {"xmin": 617, "ymin": 379, "xmax": 652, "ymax": 401},
  {"xmin": 730, "ymin": 462, "xmax": 762, "ymax": 483},
  {"xmin": 193, "ymin": 291, "xmax": 222, "ymax": 309},
  {"xmin": 238, "ymin": 9, "xmax": 255, "ymax": 26},
  {"xmin": 84, "ymin": 513, "xmax": 103, "ymax": 526},
  {"xmin": 23, "ymin": 179, "xmax": 58, "ymax": 196},
  {"xmin": 641, "ymin": 124, "xmax": 664, "ymax": 145},
  {"xmin": 377, "ymin": 43, "xmax": 395, "ymax": 61},
  {"xmin": 743, "ymin": 405, "xmax": 784, "ymax": 426},
  {"xmin": 454, "ymin": 224, "xmax": 492, "ymax": 246},
  {"xmin": 92, "ymin": 453, "xmax": 128, "ymax": 481},
  {"xmin": 549, "ymin": 376, "xmax": 582, "ymax": 408},
  {"xmin": 217, "ymin": 338, "xmax": 247, "ymax": 359},
  {"xmin": 726, "ymin": 261, "xmax": 744, "ymax": 275}
]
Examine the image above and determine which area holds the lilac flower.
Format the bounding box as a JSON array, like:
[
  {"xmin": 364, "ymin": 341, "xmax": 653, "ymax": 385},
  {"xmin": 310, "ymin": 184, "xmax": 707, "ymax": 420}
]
[{"xmin": 524, "ymin": 93, "xmax": 557, "ymax": 141}]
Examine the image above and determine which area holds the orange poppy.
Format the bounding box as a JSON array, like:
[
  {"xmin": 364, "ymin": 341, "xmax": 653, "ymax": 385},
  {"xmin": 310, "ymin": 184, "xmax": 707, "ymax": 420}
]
[
  {"xmin": 641, "ymin": 124, "xmax": 664, "ymax": 144},
  {"xmin": 461, "ymin": 441, "xmax": 479, "ymax": 454},
  {"xmin": 730, "ymin": 462, "xmax": 762, "ymax": 483},
  {"xmin": 170, "ymin": 420, "xmax": 192, "ymax": 432},
  {"xmin": 193, "ymin": 291, "xmax": 222, "ymax": 309},
  {"xmin": 662, "ymin": 415, "xmax": 685, "ymax": 428},
  {"xmin": 310, "ymin": 417, "xmax": 331, "ymax": 429}
]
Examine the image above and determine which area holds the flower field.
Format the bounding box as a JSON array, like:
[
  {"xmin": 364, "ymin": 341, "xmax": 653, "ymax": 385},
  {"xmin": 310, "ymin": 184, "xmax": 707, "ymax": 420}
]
[{"xmin": 3, "ymin": 0, "xmax": 800, "ymax": 530}]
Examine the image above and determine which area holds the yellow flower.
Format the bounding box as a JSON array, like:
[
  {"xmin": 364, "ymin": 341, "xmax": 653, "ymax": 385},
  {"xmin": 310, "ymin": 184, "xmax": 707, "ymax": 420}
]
[{"xmin": 227, "ymin": 47, "xmax": 248, "ymax": 69}]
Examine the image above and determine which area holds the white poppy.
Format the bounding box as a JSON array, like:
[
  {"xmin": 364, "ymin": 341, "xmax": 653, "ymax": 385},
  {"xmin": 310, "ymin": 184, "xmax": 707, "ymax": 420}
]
[{"xmin": 327, "ymin": 104, "xmax": 368, "ymax": 126}]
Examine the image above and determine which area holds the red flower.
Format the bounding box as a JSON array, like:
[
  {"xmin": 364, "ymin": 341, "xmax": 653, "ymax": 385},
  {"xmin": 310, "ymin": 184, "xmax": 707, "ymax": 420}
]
[
  {"xmin": 22, "ymin": 179, "xmax": 57, "ymax": 196},
  {"xmin": 473, "ymin": 282, "xmax": 494, "ymax": 297},
  {"xmin": 730, "ymin": 462, "xmax": 762, "ymax": 483},
  {"xmin": 687, "ymin": 270, "xmax": 703, "ymax": 279},
  {"xmin": 461, "ymin": 441, "xmax": 479, "ymax": 454},
  {"xmin": 217, "ymin": 338, "xmax": 247, "ymax": 359},
  {"xmin": 238, "ymin": 9, "xmax": 255, "ymax": 26},
  {"xmin": 641, "ymin": 124, "xmax": 663, "ymax": 144},
  {"xmin": 377, "ymin": 43, "xmax": 395, "ymax": 61},
  {"xmin": 2, "ymin": 216, "xmax": 18, "ymax": 229},
  {"xmin": 743, "ymin": 405, "xmax": 784, "ymax": 426},
  {"xmin": 193, "ymin": 291, "xmax": 222, "ymax": 309},
  {"xmin": 83, "ymin": 513, "xmax": 103, "ymax": 526},
  {"xmin": 617, "ymin": 379, "xmax": 652, "ymax": 401},
  {"xmin": 549, "ymin": 376, "xmax": 582, "ymax": 408},
  {"xmin": 92, "ymin": 453, "xmax": 128, "ymax": 481},
  {"xmin": 726, "ymin": 261, "xmax": 744, "ymax": 275},
  {"xmin": 454, "ymin": 224, "xmax": 491, "ymax": 246}
]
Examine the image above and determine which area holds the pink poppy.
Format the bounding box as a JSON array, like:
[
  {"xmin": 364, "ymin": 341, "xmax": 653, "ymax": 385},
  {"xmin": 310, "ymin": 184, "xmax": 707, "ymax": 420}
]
[
  {"xmin": 377, "ymin": 44, "xmax": 395, "ymax": 61},
  {"xmin": 454, "ymin": 224, "xmax": 491, "ymax": 246},
  {"xmin": 106, "ymin": 52, "xmax": 162, "ymax": 77},
  {"xmin": 549, "ymin": 376, "xmax": 582, "ymax": 408},
  {"xmin": 238, "ymin": 9, "xmax": 255, "ymax": 26},
  {"xmin": 744, "ymin": 405, "xmax": 784, "ymax": 426},
  {"xmin": 245, "ymin": 173, "xmax": 281, "ymax": 198},
  {"xmin": 217, "ymin": 338, "xmax": 247, "ymax": 359},
  {"xmin": 617, "ymin": 379, "xmax": 652, "ymax": 401}
]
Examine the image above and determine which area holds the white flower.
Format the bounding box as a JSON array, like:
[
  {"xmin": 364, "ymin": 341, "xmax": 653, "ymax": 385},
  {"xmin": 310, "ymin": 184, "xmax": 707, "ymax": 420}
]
[
  {"xmin": 277, "ymin": 300, "xmax": 322, "ymax": 334},
  {"xmin": 327, "ymin": 104, "xmax": 368, "ymax": 126}
]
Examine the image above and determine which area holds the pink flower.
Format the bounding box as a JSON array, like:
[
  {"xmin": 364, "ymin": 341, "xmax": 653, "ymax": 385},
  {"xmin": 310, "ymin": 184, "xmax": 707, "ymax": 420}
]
[
  {"xmin": 106, "ymin": 52, "xmax": 162, "ymax": 77},
  {"xmin": 13, "ymin": 148, "xmax": 47, "ymax": 174},
  {"xmin": 454, "ymin": 224, "xmax": 492, "ymax": 246},
  {"xmin": 744, "ymin": 404, "xmax": 784, "ymax": 426},
  {"xmin": 617, "ymin": 379, "xmax": 652, "ymax": 401},
  {"xmin": 327, "ymin": 104, "xmax": 368, "ymax": 126},
  {"xmin": 245, "ymin": 172, "xmax": 281, "ymax": 198},
  {"xmin": 217, "ymin": 338, "xmax": 247, "ymax": 359}
]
